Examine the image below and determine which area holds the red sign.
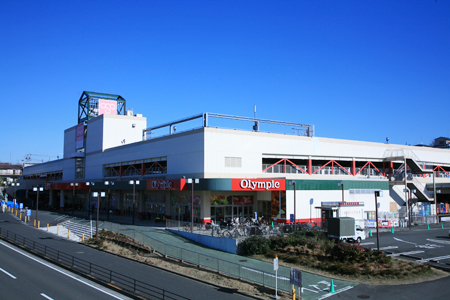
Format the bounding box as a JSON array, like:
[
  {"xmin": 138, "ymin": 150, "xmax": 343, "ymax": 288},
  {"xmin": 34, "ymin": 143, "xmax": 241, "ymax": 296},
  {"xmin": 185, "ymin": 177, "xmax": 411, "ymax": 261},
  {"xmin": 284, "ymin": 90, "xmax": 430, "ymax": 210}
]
[
  {"xmin": 147, "ymin": 179, "xmax": 181, "ymax": 190},
  {"xmin": 339, "ymin": 202, "xmax": 362, "ymax": 206},
  {"xmin": 232, "ymin": 179, "xmax": 285, "ymax": 191}
]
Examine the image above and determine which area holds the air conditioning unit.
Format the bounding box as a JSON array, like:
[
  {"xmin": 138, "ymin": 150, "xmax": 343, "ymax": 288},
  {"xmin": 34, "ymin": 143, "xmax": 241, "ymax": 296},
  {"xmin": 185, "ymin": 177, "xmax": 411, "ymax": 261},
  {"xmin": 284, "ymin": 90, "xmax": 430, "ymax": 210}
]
[{"xmin": 126, "ymin": 110, "xmax": 133, "ymax": 116}]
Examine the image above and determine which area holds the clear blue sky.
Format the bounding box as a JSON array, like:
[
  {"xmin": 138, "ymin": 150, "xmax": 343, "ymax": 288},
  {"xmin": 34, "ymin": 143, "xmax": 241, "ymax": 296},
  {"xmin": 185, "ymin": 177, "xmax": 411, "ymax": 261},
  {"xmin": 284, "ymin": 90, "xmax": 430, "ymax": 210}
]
[{"xmin": 1, "ymin": 1, "xmax": 449, "ymax": 164}]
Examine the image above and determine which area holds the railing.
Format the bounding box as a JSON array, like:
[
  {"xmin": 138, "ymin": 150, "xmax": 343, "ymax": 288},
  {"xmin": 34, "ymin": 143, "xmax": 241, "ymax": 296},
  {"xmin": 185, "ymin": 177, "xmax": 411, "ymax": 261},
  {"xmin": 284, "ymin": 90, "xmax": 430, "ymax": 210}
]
[
  {"xmin": 0, "ymin": 227, "xmax": 190, "ymax": 300},
  {"xmin": 263, "ymin": 164, "xmax": 384, "ymax": 177},
  {"xmin": 101, "ymin": 221, "xmax": 294, "ymax": 293}
]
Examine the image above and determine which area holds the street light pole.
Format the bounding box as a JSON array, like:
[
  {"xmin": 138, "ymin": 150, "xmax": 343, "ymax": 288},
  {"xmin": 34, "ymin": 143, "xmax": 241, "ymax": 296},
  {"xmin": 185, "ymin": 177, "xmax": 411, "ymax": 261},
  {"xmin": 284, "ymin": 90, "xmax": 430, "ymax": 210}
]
[
  {"xmin": 12, "ymin": 182, "xmax": 20, "ymax": 214},
  {"xmin": 86, "ymin": 182, "xmax": 94, "ymax": 219},
  {"xmin": 105, "ymin": 181, "xmax": 114, "ymax": 220},
  {"xmin": 289, "ymin": 181, "xmax": 297, "ymax": 225},
  {"xmin": 374, "ymin": 191, "xmax": 382, "ymax": 251},
  {"xmin": 129, "ymin": 180, "xmax": 140, "ymax": 225},
  {"xmin": 93, "ymin": 191, "xmax": 105, "ymax": 242},
  {"xmin": 433, "ymin": 170, "xmax": 437, "ymax": 223},
  {"xmin": 187, "ymin": 178, "xmax": 199, "ymax": 233},
  {"xmin": 70, "ymin": 183, "xmax": 78, "ymax": 214},
  {"xmin": 33, "ymin": 186, "xmax": 43, "ymax": 227}
]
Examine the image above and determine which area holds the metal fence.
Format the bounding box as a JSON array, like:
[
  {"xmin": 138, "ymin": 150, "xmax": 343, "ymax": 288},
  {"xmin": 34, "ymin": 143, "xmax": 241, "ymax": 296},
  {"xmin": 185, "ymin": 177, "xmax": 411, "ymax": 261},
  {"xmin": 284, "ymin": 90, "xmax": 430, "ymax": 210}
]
[
  {"xmin": 0, "ymin": 227, "xmax": 190, "ymax": 300},
  {"xmin": 100, "ymin": 221, "xmax": 304, "ymax": 293}
]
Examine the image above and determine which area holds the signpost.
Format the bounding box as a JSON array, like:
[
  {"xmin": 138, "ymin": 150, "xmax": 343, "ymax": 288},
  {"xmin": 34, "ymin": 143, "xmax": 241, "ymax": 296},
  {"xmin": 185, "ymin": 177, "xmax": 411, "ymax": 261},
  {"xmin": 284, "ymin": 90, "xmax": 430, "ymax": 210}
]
[
  {"xmin": 274, "ymin": 255, "xmax": 280, "ymax": 299},
  {"xmin": 290, "ymin": 268, "xmax": 302, "ymax": 299}
]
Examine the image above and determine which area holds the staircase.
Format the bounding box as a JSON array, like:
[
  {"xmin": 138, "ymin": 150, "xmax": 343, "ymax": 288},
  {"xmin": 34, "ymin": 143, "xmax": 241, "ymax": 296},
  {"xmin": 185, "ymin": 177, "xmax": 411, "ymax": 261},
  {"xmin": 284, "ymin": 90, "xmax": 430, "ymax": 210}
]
[
  {"xmin": 60, "ymin": 220, "xmax": 95, "ymax": 239},
  {"xmin": 384, "ymin": 149, "xmax": 433, "ymax": 174}
]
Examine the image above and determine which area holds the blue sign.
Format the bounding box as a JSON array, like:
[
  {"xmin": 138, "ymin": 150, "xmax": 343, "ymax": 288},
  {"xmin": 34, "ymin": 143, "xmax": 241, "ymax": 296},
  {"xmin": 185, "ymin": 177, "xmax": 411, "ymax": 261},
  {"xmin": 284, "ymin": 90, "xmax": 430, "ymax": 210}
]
[
  {"xmin": 290, "ymin": 214, "xmax": 294, "ymax": 223},
  {"xmin": 19, "ymin": 203, "xmax": 23, "ymax": 209},
  {"xmin": 27, "ymin": 209, "xmax": 31, "ymax": 217},
  {"xmin": 290, "ymin": 268, "xmax": 302, "ymax": 285}
]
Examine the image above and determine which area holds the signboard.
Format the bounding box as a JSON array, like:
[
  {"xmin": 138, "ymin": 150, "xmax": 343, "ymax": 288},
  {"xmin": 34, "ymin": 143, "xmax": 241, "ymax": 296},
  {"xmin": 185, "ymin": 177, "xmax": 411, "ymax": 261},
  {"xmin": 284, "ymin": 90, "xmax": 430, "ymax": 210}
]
[
  {"xmin": 290, "ymin": 214, "xmax": 294, "ymax": 223},
  {"xmin": 290, "ymin": 268, "xmax": 302, "ymax": 285},
  {"xmin": 339, "ymin": 202, "xmax": 364, "ymax": 206},
  {"xmin": 98, "ymin": 99, "xmax": 117, "ymax": 116},
  {"xmin": 19, "ymin": 203, "xmax": 23, "ymax": 209},
  {"xmin": 147, "ymin": 179, "xmax": 182, "ymax": 190},
  {"xmin": 232, "ymin": 179, "xmax": 286, "ymax": 191},
  {"xmin": 76, "ymin": 123, "xmax": 84, "ymax": 149},
  {"xmin": 27, "ymin": 209, "xmax": 31, "ymax": 217},
  {"xmin": 273, "ymin": 257, "xmax": 278, "ymax": 271}
]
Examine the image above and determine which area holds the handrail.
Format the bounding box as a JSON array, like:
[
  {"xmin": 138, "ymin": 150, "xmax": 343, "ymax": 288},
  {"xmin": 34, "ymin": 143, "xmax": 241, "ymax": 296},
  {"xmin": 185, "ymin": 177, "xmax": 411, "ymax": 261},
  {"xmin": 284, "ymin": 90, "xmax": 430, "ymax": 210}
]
[
  {"xmin": 0, "ymin": 227, "xmax": 190, "ymax": 300},
  {"xmin": 101, "ymin": 221, "xmax": 295, "ymax": 293}
]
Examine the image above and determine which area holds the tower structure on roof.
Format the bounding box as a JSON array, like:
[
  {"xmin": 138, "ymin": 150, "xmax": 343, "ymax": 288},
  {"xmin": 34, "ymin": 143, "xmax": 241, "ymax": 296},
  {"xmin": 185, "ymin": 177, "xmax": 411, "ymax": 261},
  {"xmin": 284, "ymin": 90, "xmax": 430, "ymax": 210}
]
[{"xmin": 77, "ymin": 91, "xmax": 126, "ymax": 124}]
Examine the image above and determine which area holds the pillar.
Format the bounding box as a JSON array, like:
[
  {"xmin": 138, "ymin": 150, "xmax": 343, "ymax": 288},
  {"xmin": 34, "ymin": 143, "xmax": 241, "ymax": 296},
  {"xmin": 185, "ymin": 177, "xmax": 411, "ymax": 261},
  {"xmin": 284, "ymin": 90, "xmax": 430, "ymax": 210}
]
[{"xmin": 60, "ymin": 190, "xmax": 65, "ymax": 211}]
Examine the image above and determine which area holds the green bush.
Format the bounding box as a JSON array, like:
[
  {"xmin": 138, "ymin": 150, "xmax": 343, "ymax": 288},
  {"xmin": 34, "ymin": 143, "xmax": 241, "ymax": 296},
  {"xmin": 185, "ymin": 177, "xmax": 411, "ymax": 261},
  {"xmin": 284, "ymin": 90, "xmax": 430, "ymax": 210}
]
[
  {"xmin": 269, "ymin": 235, "xmax": 289, "ymax": 250},
  {"xmin": 239, "ymin": 236, "xmax": 270, "ymax": 256}
]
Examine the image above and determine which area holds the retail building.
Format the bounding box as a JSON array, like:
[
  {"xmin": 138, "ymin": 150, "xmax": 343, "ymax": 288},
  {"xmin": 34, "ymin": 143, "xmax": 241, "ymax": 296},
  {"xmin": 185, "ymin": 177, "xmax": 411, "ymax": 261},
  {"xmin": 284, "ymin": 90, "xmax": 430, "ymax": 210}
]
[{"xmin": 19, "ymin": 92, "xmax": 450, "ymax": 227}]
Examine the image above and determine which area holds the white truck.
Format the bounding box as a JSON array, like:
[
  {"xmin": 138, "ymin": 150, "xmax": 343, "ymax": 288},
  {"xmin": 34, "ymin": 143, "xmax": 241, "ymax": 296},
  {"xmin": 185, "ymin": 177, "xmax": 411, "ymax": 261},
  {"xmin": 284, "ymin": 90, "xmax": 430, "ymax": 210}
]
[{"xmin": 327, "ymin": 217, "xmax": 366, "ymax": 243}]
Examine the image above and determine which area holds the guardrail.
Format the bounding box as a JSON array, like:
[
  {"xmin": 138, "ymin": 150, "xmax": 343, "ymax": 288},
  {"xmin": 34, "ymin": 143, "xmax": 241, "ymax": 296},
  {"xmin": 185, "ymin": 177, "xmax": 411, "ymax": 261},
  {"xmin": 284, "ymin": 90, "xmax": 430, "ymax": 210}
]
[
  {"xmin": 0, "ymin": 227, "xmax": 190, "ymax": 300},
  {"xmin": 101, "ymin": 221, "xmax": 317, "ymax": 293}
]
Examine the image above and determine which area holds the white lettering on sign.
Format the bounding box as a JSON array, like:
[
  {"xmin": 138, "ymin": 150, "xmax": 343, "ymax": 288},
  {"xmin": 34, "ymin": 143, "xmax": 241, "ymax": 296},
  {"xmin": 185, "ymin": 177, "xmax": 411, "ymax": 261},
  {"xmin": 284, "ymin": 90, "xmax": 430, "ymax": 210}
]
[
  {"xmin": 240, "ymin": 180, "xmax": 280, "ymax": 190},
  {"xmin": 151, "ymin": 181, "xmax": 173, "ymax": 189}
]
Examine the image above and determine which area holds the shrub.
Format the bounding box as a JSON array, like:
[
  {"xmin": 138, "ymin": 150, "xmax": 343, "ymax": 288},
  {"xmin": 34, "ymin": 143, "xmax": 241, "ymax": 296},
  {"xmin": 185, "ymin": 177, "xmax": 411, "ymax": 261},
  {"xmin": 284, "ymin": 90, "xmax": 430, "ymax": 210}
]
[
  {"xmin": 239, "ymin": 236, "xmax": 270, "ymax": 256},
  {"xmin": 269, "ymin": 235, "xmax": 289, "ymax": 250}
]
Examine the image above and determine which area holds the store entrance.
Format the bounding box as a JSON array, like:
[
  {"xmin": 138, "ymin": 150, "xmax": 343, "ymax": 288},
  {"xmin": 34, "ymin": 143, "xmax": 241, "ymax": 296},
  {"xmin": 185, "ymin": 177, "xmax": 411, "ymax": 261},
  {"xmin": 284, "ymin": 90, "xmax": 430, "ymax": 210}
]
[{"xmin": 176, "ymin": 205, "xmax": 200, "ymax": 223}]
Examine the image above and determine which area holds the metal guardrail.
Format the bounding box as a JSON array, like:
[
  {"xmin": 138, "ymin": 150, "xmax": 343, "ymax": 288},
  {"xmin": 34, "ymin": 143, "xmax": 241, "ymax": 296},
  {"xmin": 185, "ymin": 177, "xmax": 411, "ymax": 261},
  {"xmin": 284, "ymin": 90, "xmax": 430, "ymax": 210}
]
[
  {"xmin": 0, "ymin": 227, "xmax": 190, "ymax": 300},
  {"xmin": 101, "ymin": 221, "xmax": 310, "ymax": 293}
]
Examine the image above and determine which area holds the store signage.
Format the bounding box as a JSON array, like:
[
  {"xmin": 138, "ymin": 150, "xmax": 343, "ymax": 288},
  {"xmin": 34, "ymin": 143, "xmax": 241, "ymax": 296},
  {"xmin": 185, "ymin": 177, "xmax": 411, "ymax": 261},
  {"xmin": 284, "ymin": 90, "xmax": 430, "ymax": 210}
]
[
  {"xmin": 147, "ymin": 179, "xmax": 180, "ymax": 190},
  {"xmin": 76, "ymin": 123, "xmax": 84, "ymax": 149},
  {"xmin": 232, "ymin": 179, "xmax": 285, "ymax": 191},
  {"xmin": 98, "ymin": 99, "xmax": 117, "ymax": 116},
  {"xmin": 339, "ymin": 202, "xmax": 364, "ymax": 206}
]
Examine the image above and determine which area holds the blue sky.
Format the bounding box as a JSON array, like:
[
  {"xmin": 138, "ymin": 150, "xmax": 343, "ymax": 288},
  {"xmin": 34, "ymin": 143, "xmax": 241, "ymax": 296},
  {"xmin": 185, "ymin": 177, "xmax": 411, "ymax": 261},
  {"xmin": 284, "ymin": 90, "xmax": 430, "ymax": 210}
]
[{"xmin": 1, "ymin": 1, "xmax": 449, "ymax": 164}]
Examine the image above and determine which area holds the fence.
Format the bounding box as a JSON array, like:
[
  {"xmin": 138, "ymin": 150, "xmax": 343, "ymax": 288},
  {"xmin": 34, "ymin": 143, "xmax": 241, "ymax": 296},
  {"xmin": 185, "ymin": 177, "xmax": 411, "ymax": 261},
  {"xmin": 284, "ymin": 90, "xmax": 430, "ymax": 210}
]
[
  {"xmin": 100, "ymin": 221, "xmax": 294, "ymax": 293},
  {"xmin": 0, "ymin": 227, "xmax": 190, "ymax": 300}
]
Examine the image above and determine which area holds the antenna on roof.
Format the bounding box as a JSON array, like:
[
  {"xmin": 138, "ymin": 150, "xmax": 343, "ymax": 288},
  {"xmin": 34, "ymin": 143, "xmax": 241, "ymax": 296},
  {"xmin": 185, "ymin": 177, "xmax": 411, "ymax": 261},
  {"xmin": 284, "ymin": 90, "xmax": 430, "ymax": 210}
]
[{"xmin": 253, "ymin": 105, "xmax": 259, "ymax": 132}]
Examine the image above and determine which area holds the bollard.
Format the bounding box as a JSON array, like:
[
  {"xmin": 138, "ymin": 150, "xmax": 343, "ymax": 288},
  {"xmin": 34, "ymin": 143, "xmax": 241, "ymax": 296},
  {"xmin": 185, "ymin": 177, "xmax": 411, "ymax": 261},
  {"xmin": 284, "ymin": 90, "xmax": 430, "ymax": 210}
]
[
  {"xmin": 292, "ymin": 288, "xmax": 296, "ymax": 300},
  {"xmin": 34, "ymin": 220, "xmax": 36, "ymax": 227},
  {"xmin": 82, "ymin": 234, "xmax": 85, "ymax": 241},
  {"xmin": 25, "ymin": 216, "xmax": 27, "ymax": 223},
  {"xmin": 441, "ymin": 223, "xmax": 444, "ymax": 229},
  {"xmin": 330, "ymin": 279, "xmax": 335, "ymax": 293},
  {"xmin": 20, "ymin": 213, "xmax": 22, "ymax": 219},
  {"xmin": 391, "ymin": 226, "xmax": 394, "ymax": 234},
  {"xmin": 427, "ymin": 224, "xmax": 430, "ymax": 230},
  {"xmin": 47, "ymin": 224, "xmax": 49, "ymax": 231},
  {"xmin": 57, "ymin": 226, "xmax": 59, "ymax": 235},
  {"xmin": 68, "ymin": 230, "xmax": 70, "ymax": 238},
  {"xmin": 369, "ymin": 229, "xmax": 372, "ymax": 237},
  {"xmin": 15, "ymin": 211, "xmax": 17, "ymax": 216}
]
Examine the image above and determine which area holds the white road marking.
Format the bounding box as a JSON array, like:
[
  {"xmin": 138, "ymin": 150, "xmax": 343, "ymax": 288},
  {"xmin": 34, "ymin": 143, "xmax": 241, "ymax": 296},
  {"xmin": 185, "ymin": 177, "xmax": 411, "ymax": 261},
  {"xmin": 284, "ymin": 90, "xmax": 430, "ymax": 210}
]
[
  {"xmin": 0, "ymin": 267, "xmax": 17, "ymax": 279},
  {"xmin": 378, "ymin": 246, "xmax": 398, "ymax": 250},
  {"xmin": 318, "ymin": 286, "xmax": 354, "ymax": 299},
  {"xmin": 40, "ymin": 293, "xmax": 54, "ymax": 300},
  {"xmin": 359, "ymin": 242, "xmax": 374, "ymax": 245},
  {"xmin": 0, "ymin": 241, "xmax": 126, "ymax": 300},
  {"xmin": 426, "ymin": 239, "xmax": 450, "ymax": 245},
  {"xmin": 393, "ymin": 237, "xmax": 443, "ymax": 249},
  {"xmin": 388, "ymin": 251, "xmax": 424, "ymax": 257},
  {"xmin": 417, "ymin": 255, "xmax": 450, "ymax": 263}
]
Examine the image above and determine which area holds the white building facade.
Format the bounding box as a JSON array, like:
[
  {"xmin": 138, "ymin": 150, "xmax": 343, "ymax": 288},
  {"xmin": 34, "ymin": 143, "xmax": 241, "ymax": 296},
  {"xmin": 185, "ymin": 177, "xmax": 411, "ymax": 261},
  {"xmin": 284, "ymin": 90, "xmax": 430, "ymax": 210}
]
[{"xmin": 21, "ymin": 94, "xmax": 450, "ymax": 228}]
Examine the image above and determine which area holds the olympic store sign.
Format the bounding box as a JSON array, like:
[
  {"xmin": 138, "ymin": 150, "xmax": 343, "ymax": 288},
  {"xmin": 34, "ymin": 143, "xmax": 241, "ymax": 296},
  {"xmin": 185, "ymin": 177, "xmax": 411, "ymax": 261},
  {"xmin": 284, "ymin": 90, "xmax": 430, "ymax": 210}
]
[
  {"xmin": 147, "ymin": 180, "xmax": 180, "ymax": 190},
  {"xmin": 232, "ymin": 179, "xmax": 286, "ymax": 191}
]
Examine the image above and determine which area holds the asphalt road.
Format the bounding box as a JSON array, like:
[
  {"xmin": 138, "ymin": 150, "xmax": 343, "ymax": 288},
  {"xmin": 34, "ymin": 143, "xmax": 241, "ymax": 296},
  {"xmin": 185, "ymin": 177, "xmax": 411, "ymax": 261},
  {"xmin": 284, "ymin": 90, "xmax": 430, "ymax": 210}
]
[
  {"xmin": 0, "ymin": 240, "xmax": 132, "ymax": 300},
  {"xmin": 324, "ymin": 227, "xmax": 450, "ymax": 300},
  {"xmin": 363, "ymin": 226, "xmax": 450, "ymax": 268},
  {"xmin": 0, "ymin": 213, "xmax": 252, "ymax": 300}
]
